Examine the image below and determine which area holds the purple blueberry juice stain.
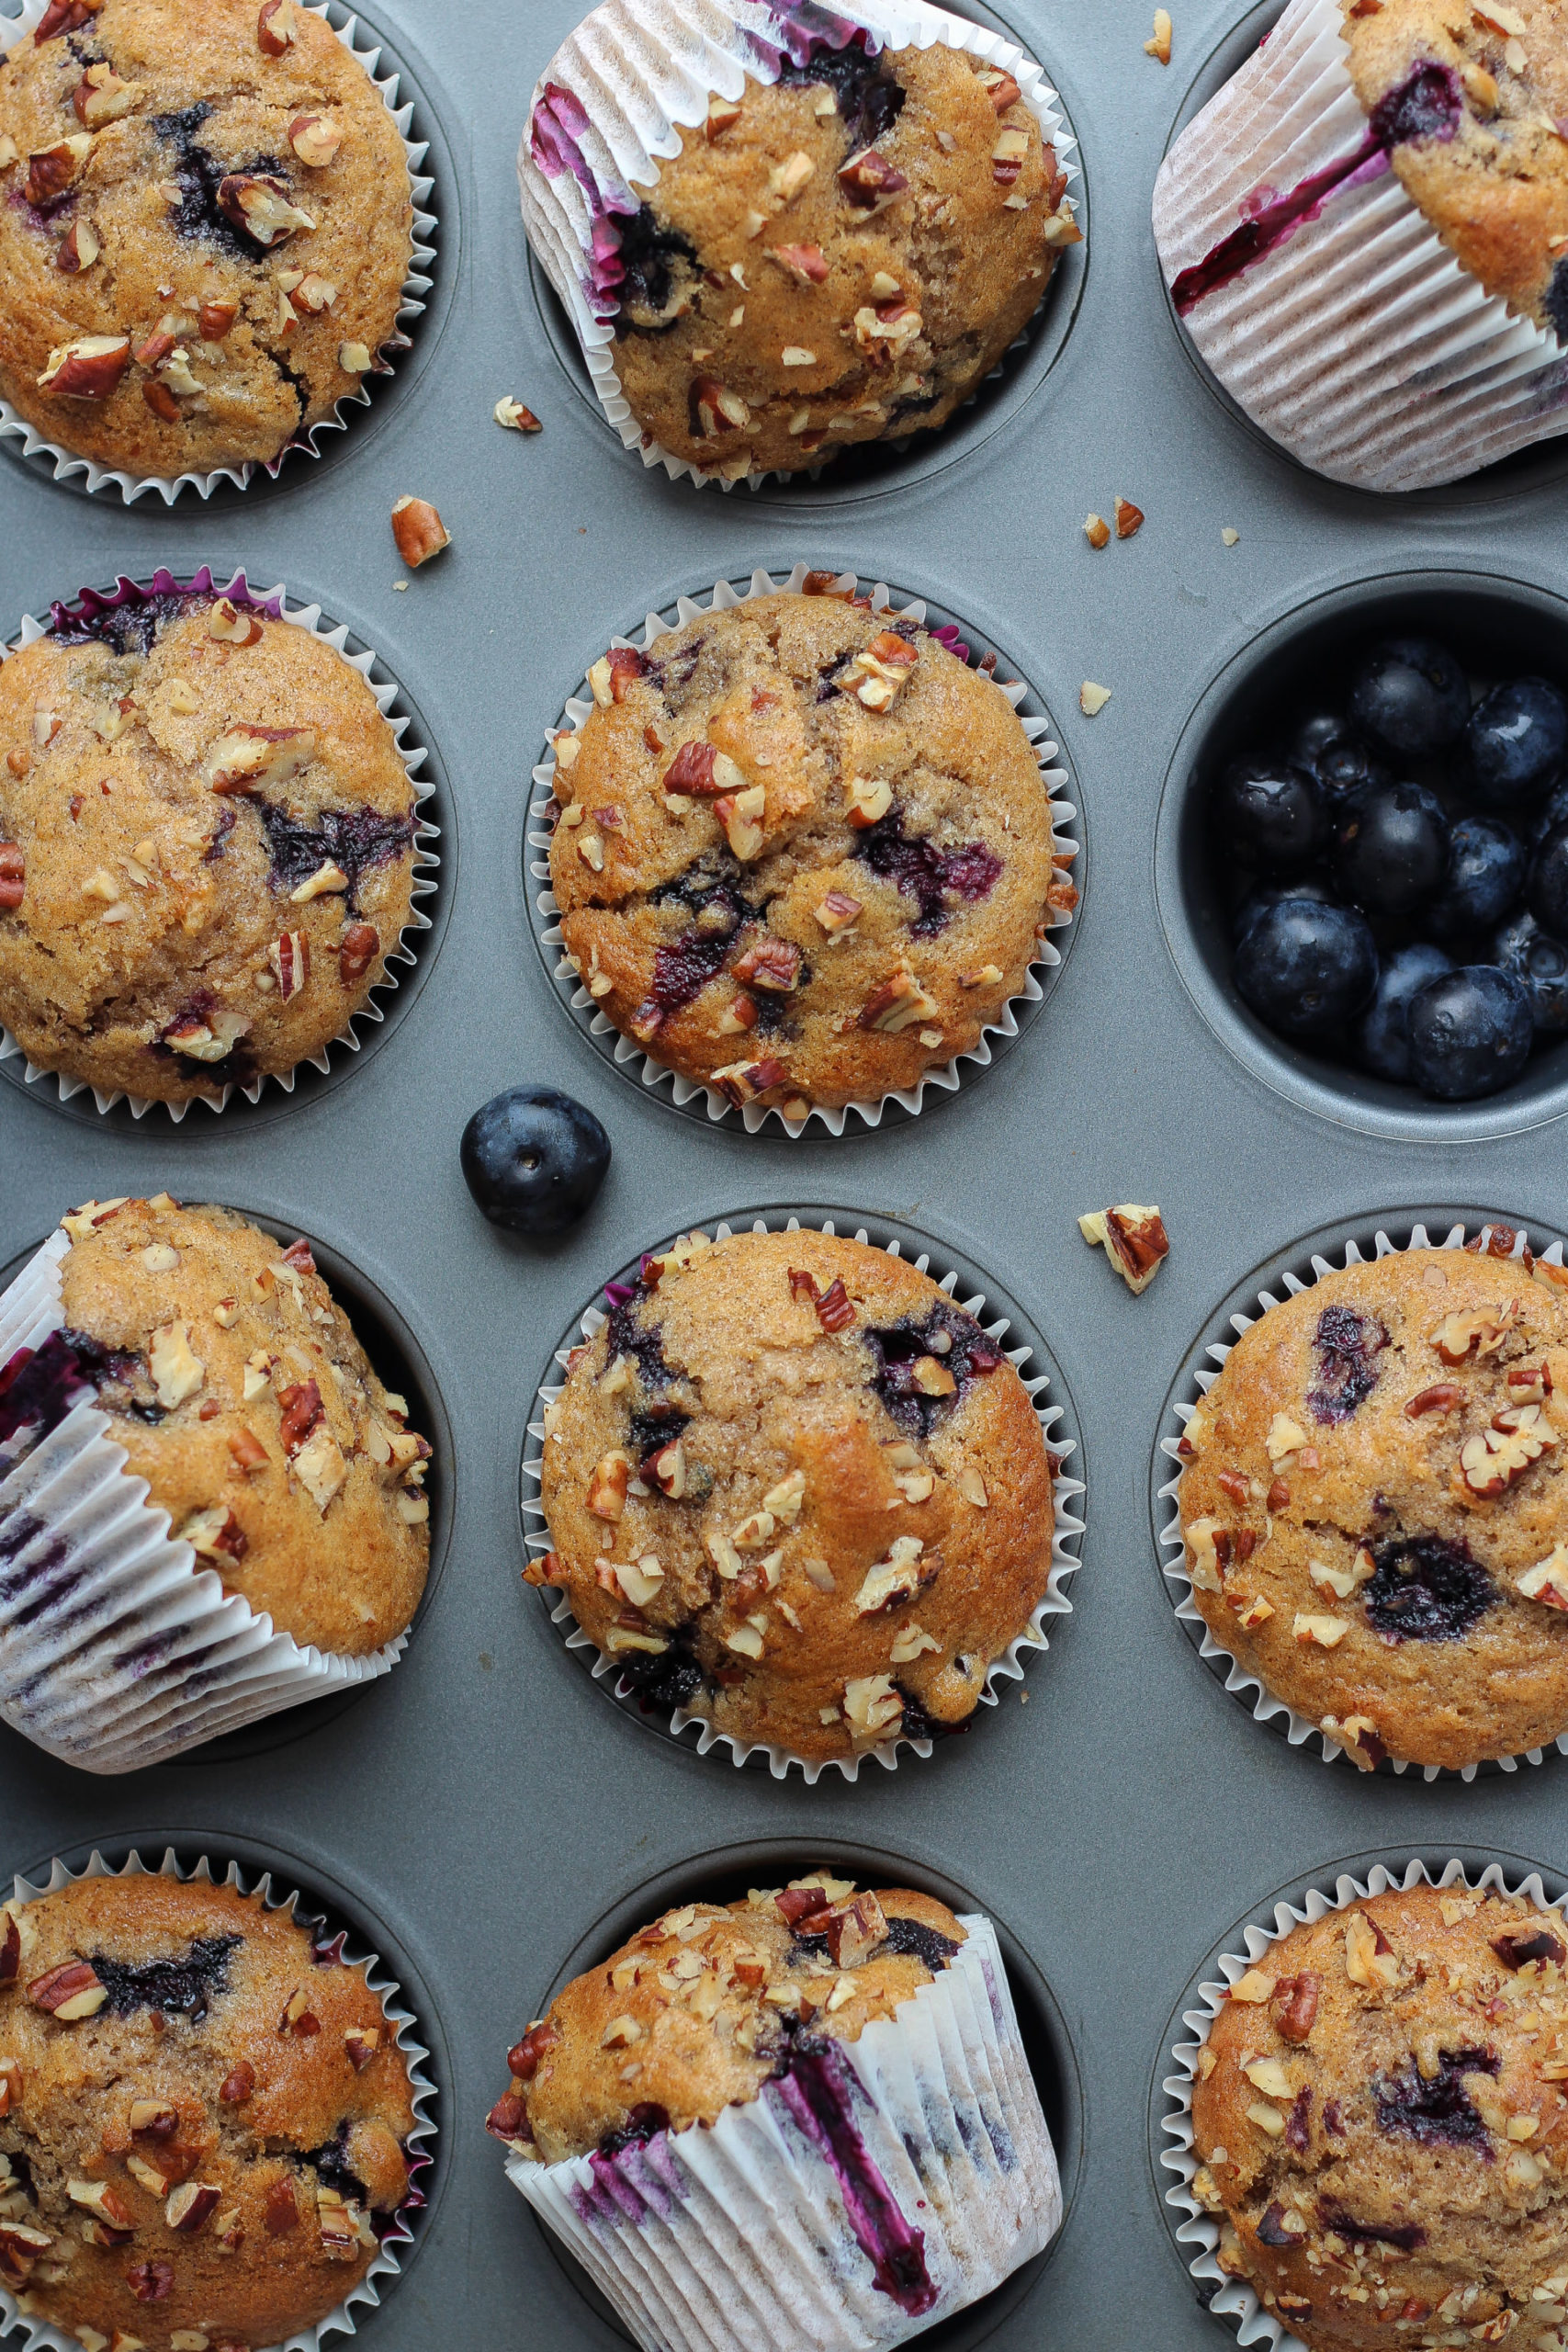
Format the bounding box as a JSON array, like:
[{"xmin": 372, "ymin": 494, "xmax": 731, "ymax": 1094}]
[
  {"xmin": 1363, "ymin": 1533, "xmax": 1495, "ymax": 1643},
  {"xmin": 776, "ymin": 35, "xmax": 904, "ymax": 147},
  {"xmin": 91, "ymin": 1934, "xmax": 239, "ymax": 2020},
  {"xmin": 1315, "ymin": 2203, "xmax": 1427, "ymax": 2251},
  {"xmin": 771, "ymin": 2041, "xmax": 937, "ymax": 2315},
  {"xmin": 596, "ymin": 2103, "xmax": 671, "ymax": 2158},
  {"xmin": 1373, "ymin": 2047, "xmax": 1498, "ymax": 2156},
  {"xmin": 1308, "ymin": 1303, "xmax": 1388, "ymax": 1424},
  {"xmin": 148, "ymin": 104, "xmax": 294, "ymax": 259},
  {"xmin": 0, "ymin": 1331, "xmax": 96, "ymax": 1459},
  {"xmin": 790, "ymin": 1917, "xmax": 960, "ymax": 1973},
  {"xmin": 855, "ymin": 816, "xmax": 1003, "ymax": 938},
  {"xmin": 1172, "ymin": 62, "xmax": 1462, "ymax": 314},
  {"xmin": 255, "ymin": 801, "xmax": 414, "ymax": 911},
  {"xmin": 46, "ymin": 571, "xmax": 282, "ymax": 655},
  {"xmin": 204, "ymin": 808, "xmax": 238, "ymax": 864},
  {"xmin": 865, "ymin": 1306, "xmax": 1004, "ymax": 1438}
]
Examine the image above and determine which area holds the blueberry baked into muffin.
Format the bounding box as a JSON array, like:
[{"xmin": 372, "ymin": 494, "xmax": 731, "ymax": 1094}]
[
  {"xmin": 525, "ymin": 6, "xmax": 1079, "ymax": 481},
  {"xmin": 0, "ymin": 1869, "xmax": 418, "ymax": 2352},
  {"xmin": 489, "ymin": 1871, "xmax": 1060, "ymax": 2352},
  {"xmin": 0, "ymin": 579, "xmax": 419, "ymax": 1106},
  {"xmin": 8, "ymin": 1194, "xmax": 433, "ymax": 1658},
  {"xmin": 0, "ymin": 0, "xmax": 413, "ymax": 479},
  {"xmin": 533, "ymin": 1226, "xmax": 1056, "ymax": 1763},
  {"xmin": 1190, "ymin": 1879, "xmax": 1568, "ymax": 2351},
  {"xmin": 547, "ymin": 587, "xmax": 1073, "ymax": 1122},
  {"xmin": 1178, "ymin": 1231, "xmax": 1568, "ymax": 1772}
]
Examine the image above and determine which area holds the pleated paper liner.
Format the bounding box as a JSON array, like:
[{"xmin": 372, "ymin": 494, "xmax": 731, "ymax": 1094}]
[
  {"xmin": 0, "ymin": 1227, "xmax": 415, "ymax": 1774},
  {"xmin": 521, "ymin": 1212, "xmax": 1086, "ymax": 1784},
  {"xmin": 1156, "ymin": 1216, "xmax": 1568, "ymax": 1783},
  {"xmin": 1158, "ymin": 1853, "xmax": 1568, "ymax": 2352},
  {"xmin": 508, "ymin": 1912, "xmax": 1061, "ymax": 2352},
  {"xmin": 1151, "ymin": 0, "xmax": 1568, "ymax": 493},
  {"xmin": 526, "ymin": 563, "xmax": 1079, "ymax": 1138},
  {"xmin": 0, "ymin": 1844, "xmax": 436, "ymax": 2352},
  {"xmin": 0, "ymin": 566, "xmax": 441, "ymax": 1122},
  {"xmin": 0, "ymin": 0, "xmax": 439, "ymax": 505},
  {"xmin": 517, "ymin": 0, "xmax": 1081, "ymax": 493}
]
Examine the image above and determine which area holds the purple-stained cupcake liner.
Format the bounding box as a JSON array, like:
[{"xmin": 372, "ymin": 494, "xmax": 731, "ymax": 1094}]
[
  {"xmin": 1156, "ymin": 1217, "xmax": 1568, "ymax": 1783},
  {"xmin": 1159, "ymin": 1855, "xmax": 1568, "ymax": 2352},
  {"xmin": 521, "ymin": 1213, "xmax": 1085, "ymax": 1785},
  {"xmin": 527, "ymin": 563, "xmax": 1078, "ymax": 1138},
  {"xmin": 518, "ymin": 0, "xmax": 1080, "ymax": 492},
  {"xmin": 0, "ymin": 0, "xmax": 438, "ymax": 506},
  {"xmin": 505, "ymin": 1909, "xmax": 1060, "ymax": 2352},
  {"xmin": 0, "ymin": 565, "xmax": 440, "ymax": 1122},
  {"xmin": 0, "ymin": 1221, "xmax": 419, "ymax": 1774},
  {"xmin": 0, "ymin": 1845, "xmax": 436, "ymax": 2352}
]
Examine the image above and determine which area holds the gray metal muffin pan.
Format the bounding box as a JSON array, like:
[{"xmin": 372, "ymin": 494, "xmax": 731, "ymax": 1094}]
[{"xmin": 7, "ymin": 0, "xmax": 1568, "ymax": 2344}]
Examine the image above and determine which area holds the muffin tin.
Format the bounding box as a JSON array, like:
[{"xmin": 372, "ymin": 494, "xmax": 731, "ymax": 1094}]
[{"xmin": 7, "ymin": 0, "xmax": 1568, "ymax": 2345}]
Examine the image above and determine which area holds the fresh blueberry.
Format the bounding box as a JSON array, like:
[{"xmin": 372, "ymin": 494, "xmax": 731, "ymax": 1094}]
[
  {"xmin": 1234, "ymin": 899, "xmax": 1378, "ymax": 1040},
  {"xmin": 1355, "ymin": 942, "xmax": 1453, "ymax": 1082},
  {"xmin": 1493, "ymin": 909, "xmax": 1568, "ymax": 1032},
  {"xmin": 1334, "ymin": 780, "xmax": 1449, "ymax": 916},
  {"xmin": 1528, "ymin": 821, "xmax": 1568, "ymax": 939},
  {"xmin": 460, "ymin": 1085, "xmax": 611, "ymax": 1236},
  {"xmin": 1348, "ymin": 637, "xmax": 1471, "ymax": 757},
  {"xmin": 1287, "ymin": 712, "xmax": 1387, "ymax": 803},
  {"xmin": 1425, "ymin": 816, "xmax": 1526, "ymax": 943},
  {"xmin": 1531, "ymin": 775, "xmax": 1568, "ymax": 846},
  {"xmin": 1211, "ymin": 756, "xmax": 1329, "ymax": 877},
  {"xmin": 1463, "ymin": 676, "xmax": 1568, "ymax": 810},
  {"xmin": 1406, "ymin": 967, "xmax": 1533, "ymax": 1100},
  {"xmin": 1231, "ymin": 876, "xmax": 1335, "ymax": 945}
]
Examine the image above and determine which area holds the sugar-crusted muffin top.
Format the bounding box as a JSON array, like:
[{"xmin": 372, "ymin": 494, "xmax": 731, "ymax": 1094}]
[
  {"xmin": 1343, "ymin": 0, "xmax": 1568, "ymax": 337},
  {"xmin": 547, "ymin": 589, "xmax": 1072, "ymax": 1120},
  {"xmin": 0, "ymin": 0, "xmax": 413, "ymax": 476},
  {"xmin": 0, "ymin": 1870, "xmax": 417, "ymax": 2352},
  {"xmin": 1178, "ymin": 1235, "xmax": 1568, "ymax": 1772},
  {"xmin": 534, "ymin": 1226, "xmax": 1055, "ymax": 1764},
  {"xmin": 0, "ymin": 587, "xmax": 417, "ymax": 1105},
  {"xmin": 8, "ymin": 1195, "xmax": 433, "ymax": 1657},
  {"xmin": 488, "ymin": 1873, "xmax": 965, "ymax": 2166},
  {"xmin": 537, "ymin": 28, "xmax": 1077, "ymax": 479},
  {"xmin": 1191, "ymin": 1879, "xmax": 1568, "ymax": 2351}
]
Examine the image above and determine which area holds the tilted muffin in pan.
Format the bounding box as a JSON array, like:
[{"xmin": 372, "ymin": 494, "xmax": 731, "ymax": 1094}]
[
  {"xmin": 488, "ymin": 1871, "xmax": 1061, "ymax": 2352},
  {"xmin": 0, "ymin": 0, "xmax": 413, "ymax": 481},
  {"xmin": 534, "ymin": 1225, "xmax": 1056, "ymax": 1766},
  {"xmin": 547, "ymin": 587, "xmax": 1071, "ymax": 1125},
  {"xmin": 1177, "ymin": 1238, "xmax": 1568, "ymax": 1772}
]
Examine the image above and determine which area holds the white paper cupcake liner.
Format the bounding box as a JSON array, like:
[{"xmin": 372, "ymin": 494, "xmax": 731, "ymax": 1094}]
[
  {"xmin": 0, "ymin": 565, "xmax": 440, "ymax": 1121},
  {"xmin": 509, "ymin": 1911, "xmax": 1060, "ymax": 2352},
  {"xmin": 1156, "ymin": 1216, "xmax": 1568, "ymax": 1782},
  {"xmin": 0, "ymin": 0, "xmax": 438, "ymax": 505},
  {"xmin": 518, "ymin": 0, "xmax": 1079, "ymax": 492},
  {"xmin": 0, "ymin": 1227, "xmax": 416, "ymax": 1774},
  {"xmin": 522, "ymin": 1213, "xmax": 1085, "ymax": 1783},
  {"xmin": 1159, "ymin": 1853, "xmax": 1567, "ymax": 2352},
  {"xmin": 0, "ymin": 1844, "xmax": 436, "ymax": 2352},
  {"xmin": 527, "ymin": 563, "xmax": 1078, "ymax": 1137},
  {"xmin": 1152, "ymin": 0, "xmax": 1568, "ymax": 492}
]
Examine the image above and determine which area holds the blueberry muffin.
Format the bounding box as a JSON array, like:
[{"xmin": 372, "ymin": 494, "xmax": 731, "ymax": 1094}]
[
  {"xmin": 25, "ymin": 1193, "xmax": 432, "ymax": 1657},
  {"xmin": 1190, "ymin": 1878, "xmax": 1568, "ymax": 2350},
  {"xmin": 525, "ymin": 13, "xmax": 1078, "ymax": 481},
  {"xmin": 547, "ymin": 589, "xmax": 1073, "ymax": 1121},
  {"xmin": 1178, "ymin": 1231, "xmax": 1568, "ymax": 1772},
  {"xmin": 0, "ymin": 580, "xmax": 419, "ymax": 1106},
  {"xmin": 487, "ymin": 1875, "xmax": 967, "ymax": 2165},
  {"xmin": 0, "ymin": 0, "xmax": 413, "ymax": 478},
  {"xmin": 0, "ymin": 1868, "xmax": 418, "ymax": 2352},
  {"xmin": 533, "ymin": 1226, "xmax": 1056, "ymax": 1763}
]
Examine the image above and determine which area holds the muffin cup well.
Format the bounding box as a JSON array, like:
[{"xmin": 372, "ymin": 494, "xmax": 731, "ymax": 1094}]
[
  {"xmin": 517, "ymin": 0, "xmax": 1079, "ymax": 493},
  {"xmin": 1156, "ymin": 1217, "xmax": 1568, "ymax": 1783},
  {"xmin": 0, "ymin": 1843, "xmax": 436, "ymax": 2352},
  {"xmin": 0, "ymin": 0, "xmax": 438, "ymax": 507},
  {"xmin": 1151, "ymin": 0, "xmax": 1568, "ymax": 494},
  {"xmin": 1158, "ymin": 1854, "xmax": 1566, "ymax": 2352},
  {"xmin": 521, "ymin": 1213, "xmax": 1086, "ymax": 1784},
  {"xmin": 0, "ymin": 566, "xmax": 440, "ymax": 1122},
  {"xmin": 507, "ymin": 1911, "xmax": 1061, "ymax": 2352},
  {"xmin": 0, "ymin": 1229, "xmax": 417, "ymax": 1775},
  {"xmin": 527, "ymin": 563, "xmax": 1078, "ymax": 1138}
]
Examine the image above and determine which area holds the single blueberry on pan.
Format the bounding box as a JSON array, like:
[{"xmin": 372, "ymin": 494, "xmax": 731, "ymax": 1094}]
[{"xmin": 461, "ymin": 1086, "xmax": 611, "ymax": 1236}]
